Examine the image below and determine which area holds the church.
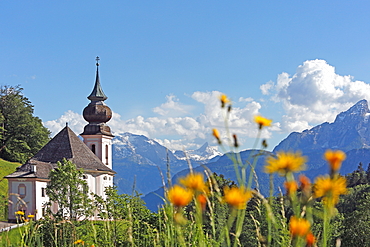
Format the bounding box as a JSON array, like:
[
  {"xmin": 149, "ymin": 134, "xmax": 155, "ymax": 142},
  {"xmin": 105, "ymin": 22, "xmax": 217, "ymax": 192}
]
[{"xmin": 5, "ymin": 58, "xmax": 116, "ymax": 222}]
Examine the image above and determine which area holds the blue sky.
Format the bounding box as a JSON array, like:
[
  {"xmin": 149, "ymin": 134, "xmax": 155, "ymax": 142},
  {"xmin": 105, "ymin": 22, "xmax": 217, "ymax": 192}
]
[{"xmin": 2, "ymin": 1, "xmax": 370, "ymax": 151}]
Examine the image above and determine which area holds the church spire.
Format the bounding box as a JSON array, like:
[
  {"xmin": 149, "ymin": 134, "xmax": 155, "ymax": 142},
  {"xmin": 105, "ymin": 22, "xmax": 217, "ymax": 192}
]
[
  {"xmin": 87, "ymin": 56, "xmax": 108, "ymax": 102},
  {"xmin": 81, "ymin": 56, "xmax": 113, "ymax": 137}
]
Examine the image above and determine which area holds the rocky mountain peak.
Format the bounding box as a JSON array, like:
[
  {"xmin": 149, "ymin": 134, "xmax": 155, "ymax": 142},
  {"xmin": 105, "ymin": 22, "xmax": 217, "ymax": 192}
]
[
  {"xmin": 334, "ymin": 99, "xmax": 369, "ymax": 123},
  {"xmin": 274, "ymin": 99, "xmax": 370, "ymax": 153}
]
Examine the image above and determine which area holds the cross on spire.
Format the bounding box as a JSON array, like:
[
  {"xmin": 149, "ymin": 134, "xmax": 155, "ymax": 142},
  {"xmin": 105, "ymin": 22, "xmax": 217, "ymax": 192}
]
[{"xmin": 96, "ymin": 56, "xmax": 100, "ymax": 66}]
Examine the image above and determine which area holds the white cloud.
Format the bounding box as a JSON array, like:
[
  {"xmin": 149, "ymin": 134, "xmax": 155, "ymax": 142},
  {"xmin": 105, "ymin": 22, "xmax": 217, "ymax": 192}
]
[
  {"xmin": 43, "ymin": 110, "xmax": 87, "ymax": 136},
  {"xmin": 153, "ymin": 94, "xmax": 193, "ymax": 117},
  {"xmin": 44, "ymin": 91, "xmax": 273, "ymax": 151},
  {"xmin": 261, "ymin": 59, "xmax": 370, "ymax": 132}
]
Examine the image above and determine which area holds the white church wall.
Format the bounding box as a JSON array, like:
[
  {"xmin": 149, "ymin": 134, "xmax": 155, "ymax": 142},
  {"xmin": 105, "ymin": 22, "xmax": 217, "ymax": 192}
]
[{"xmin": 35, "ymin": 181, "xmax": 48, "ymax": 220}]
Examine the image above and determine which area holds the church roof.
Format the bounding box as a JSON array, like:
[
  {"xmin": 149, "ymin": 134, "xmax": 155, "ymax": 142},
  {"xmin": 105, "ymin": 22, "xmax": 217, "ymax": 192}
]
[{"xmin": 5, "ymin": 126, "xmax": 115, "ymax": 179}]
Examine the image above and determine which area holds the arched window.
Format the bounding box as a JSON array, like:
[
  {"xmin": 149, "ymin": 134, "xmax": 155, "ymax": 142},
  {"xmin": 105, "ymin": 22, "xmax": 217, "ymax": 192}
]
[
  {"xmin": 91, "ymin": 144, "xmax": 96, "ymax": 154},
  {"xmin": 105, "ymin": 144, "xmax": 109, "ymax": 165},
  {"xmin": 103, "ymin": 176, "xmax": 107, "ymax": 180},
  {"xmin": 18, "ymin": 184, "xmax": 26, "ymax": 198}
]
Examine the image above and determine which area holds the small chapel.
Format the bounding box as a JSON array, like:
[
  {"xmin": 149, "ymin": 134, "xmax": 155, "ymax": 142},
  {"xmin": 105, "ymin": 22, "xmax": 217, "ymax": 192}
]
[{"xmin": 5, "ymin": 57, "xmax": 116, "ymax": 222}]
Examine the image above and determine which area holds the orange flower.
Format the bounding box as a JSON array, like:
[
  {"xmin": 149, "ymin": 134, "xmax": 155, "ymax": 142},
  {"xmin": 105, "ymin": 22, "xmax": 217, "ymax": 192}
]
[
  {"xmin": 284, "ymin": 181, "xmax": 298, "ymax": 195},
  {"xmin": 220, "ymin": 94, "xmax": 230, "ymax": 108},
  {"xmin": 299, "ymin": 175, "xmax": 311, "ymax": 191},
  {"xmin": 324, "ymin": 149, "xmax": 346, "ymax": 173},
  {"xmin": 265, "ymin": 151, "xmax": 307, "ymax": 175},
  {"xmin": 179, "ymin": 173, "xmax": 208, "ymax": 192},
  {"xmin": 254, "ymin": 115, "xmax": 272, "ymax": 129},
  {"xmin": 167, "ymin": 185, "xmax": 193, "ymax": 207},
  {"xmin": 28, "ymin": 214, "xmax": 35, "ymax": 218},
  {"xmin": 15, "ymin": 211, "xmax": 24, "ymax": 215},
  {"xmin": 306, "ymin": 232, "xmax": 316, "ymax": 246},
  {"xmin": 223, "ymin": 186, "xmax": 252, "ymax": 209},
  {"xmin": 289, "ymin": 216, "xmax": 310, "ymax": 237},
  {"xmin": 212, "ymin": 128, "xmax": 221, "ymax": 144},
  {"xmin": 197, "ymin": 194, "xmax": 207, "ymax": 210},
  {"xmin": 314, "ymin": 175, "xmax": 347, "ymax": 207}
]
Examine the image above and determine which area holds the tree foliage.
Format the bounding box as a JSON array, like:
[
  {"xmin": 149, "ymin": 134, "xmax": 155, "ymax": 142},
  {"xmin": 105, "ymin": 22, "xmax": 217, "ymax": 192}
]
[
  {"xmin": 0, "ymin": 85, "xmax": 50, "ymax": 163},
  {"xmin": 46, "ymin": 159, "xmax": 93, "ymax": 220}
]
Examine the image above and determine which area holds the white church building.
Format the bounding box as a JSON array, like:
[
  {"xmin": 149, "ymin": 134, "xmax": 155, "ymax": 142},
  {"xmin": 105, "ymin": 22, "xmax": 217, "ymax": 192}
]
[{"xmin": 5, "ymin": 58, "xmax": 116, "ymax": 222}]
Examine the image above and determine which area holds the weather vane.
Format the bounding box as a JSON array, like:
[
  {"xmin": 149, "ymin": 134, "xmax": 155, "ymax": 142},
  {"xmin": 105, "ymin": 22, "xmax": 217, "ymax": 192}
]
[{"xmin": 96, "ymin": 56, "xmax": 100, "ymax": 66}]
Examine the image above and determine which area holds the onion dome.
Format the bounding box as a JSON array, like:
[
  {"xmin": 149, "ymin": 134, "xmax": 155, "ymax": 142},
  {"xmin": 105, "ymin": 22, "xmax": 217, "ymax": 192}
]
[{"xmin": 81, "ymin": 57, "xmax": 113, "ymax": 136}]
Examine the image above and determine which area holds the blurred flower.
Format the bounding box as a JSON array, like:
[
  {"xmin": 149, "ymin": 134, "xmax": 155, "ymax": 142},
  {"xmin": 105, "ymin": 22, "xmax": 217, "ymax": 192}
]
[
  {"xmin": 265, "ymin": 151, "xmax": 307, "ymax": 175},
  {"xmin": 220, "ymin": 94, "xmax": 230, "ymax": 108},
  {"xmin": 284, "ymin": 181, "xmax": 298, "ymax": 195},
  {"xmin": 28, "ymin": 214, "xmax": 35, "ymax": 218},
  {"xmin": 289, "ymin": 216, "xmax": 310, "ymax": 237},
  {"xmin": 212, "ymin": 128, "xmax": 221, "ymax": 144},
  {"xmin": 197, "ymin": 194, "xmax": 207, "ymax": 210},
  {"xmin": 306, "ymin": 232, "xmax": 316, "ymax": 246},
  {"xmin": 223, "ymin": 186, "xmax": 252, "ymax": 209},
  {"xmin": 167, "ymin": 185, "xmax": 193, "ymax": 207},
  {"xmin": 299, "ymin": 175, "xmax": 311, "ymax": 191},
  {"xmin": 15, "ymin": 211, "xmax": 24, "ymax": 215},
  {"xmin": 179, "ymin": 173, "xmax": 208, "ymax": 192},
  {"xmin": 74, "ymin": 239, "xmax": 84, "ymax": 244},
  {"xmin": 314, "ymin": 176, "xmax": 347, "ymax": 207},
  {"xmin": 174, "ymin": 212, "xmax": 187, "ymax": 225},
  {"xmin": 324, "ymin": 149, "xmax": 346, "ymax": 173},
  {"xmin": 254, "ymin": 115, "xmax": 272, "ymax": 129}
]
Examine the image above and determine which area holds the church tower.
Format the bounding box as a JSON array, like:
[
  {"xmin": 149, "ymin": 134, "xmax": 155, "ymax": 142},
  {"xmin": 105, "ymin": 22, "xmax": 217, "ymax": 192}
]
[{"xmin": 81, "ymin": 57, "xmax": 114, "ymax": 170}]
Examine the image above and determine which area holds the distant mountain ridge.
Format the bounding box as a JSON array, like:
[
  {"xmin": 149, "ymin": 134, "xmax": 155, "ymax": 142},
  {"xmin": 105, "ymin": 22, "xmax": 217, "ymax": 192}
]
[{"xmin": 112, "ymin": 133, "xmax": 221, "ymax": 195}]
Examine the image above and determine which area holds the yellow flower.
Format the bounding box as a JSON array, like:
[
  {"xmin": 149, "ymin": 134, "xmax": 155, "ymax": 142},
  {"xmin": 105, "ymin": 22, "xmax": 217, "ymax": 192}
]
[
  {"xmin": 212, "ymin": 128, "xmax": 221, "ymax": 144},
  {"xmin": 284, "ymin": 181, "xmax": 298, "ymax": 195},
  {"xmin": 254, "ymin": 115, "xmax": 272, "ymax": 129},
  {"xmin": 179, "ymin": 173, "xmax": 208, "ymax": 192},
  {"xmin": 220, "ymin": 94, "xmax": 230, "ymax": 108},
  {"xmin": 265, "ymin": 151, "xmax": 307, "ymax": 175},
  {"xmin": 314, "ymin": 175, "xmax": 347, "ymax": 207},
  {"xmin": 289, "ymin": 216, "xmax": 311, "ymax": 237},
  {"xmin": 28, "ymin": 214, "xmax": 35, "ymax": 218},
  {"xmin": 324, "ymin": 149, "xmax": 346, "ymax": 173},
  {"xmin": 167, "ymin": 185, "xmax": 193, "ymax": 207},
  {"xmin": 223, "ymin": 186, "xmax": 252, "ymax": 209},
  {"xmin": 74, "ymin": 239, "xmax": 84, "ymax": 244},
  {"xmin": 15, "ymin": 211, "xmax": 25, "ymax": 215}
]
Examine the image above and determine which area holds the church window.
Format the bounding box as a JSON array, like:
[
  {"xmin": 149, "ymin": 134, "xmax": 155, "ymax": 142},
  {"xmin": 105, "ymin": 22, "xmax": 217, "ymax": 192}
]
[
  {"xmin": 82, "ymin": 175, "xmax": 87, "ymax": 179},
  {"xmin": 41, "ymin": 188, "xmax": 46, "ymax": 197},
  {"xmin": 105, "ymin": 145, "xmax": 109, "ymax": 165},
  {"xmin": 18, "ymin": 184, "xmax": 26, "ymax": 198},
  {"xmin": 91, "ymin": 144, "xmax": 96, "ymax": 154},
  {"xmin": 103, "ymin": 176, "xmax": 107, "ymax": 180}
]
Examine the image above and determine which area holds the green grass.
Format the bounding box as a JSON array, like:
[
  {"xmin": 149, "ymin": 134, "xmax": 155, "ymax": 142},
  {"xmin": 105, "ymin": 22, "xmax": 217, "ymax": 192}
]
[{"xmin": 0, "ymin": 159, "xmax": 20, "ymax": 221}]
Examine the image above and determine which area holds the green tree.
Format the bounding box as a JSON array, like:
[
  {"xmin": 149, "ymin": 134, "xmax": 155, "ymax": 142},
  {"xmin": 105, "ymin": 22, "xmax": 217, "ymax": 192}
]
[
  {"xmin": 46, "ymin": 159, "xmax": 93, "ymax": 221},
  {"xmin": 0, "ymin": 85, "xmax": 50, "ymax": 163}
]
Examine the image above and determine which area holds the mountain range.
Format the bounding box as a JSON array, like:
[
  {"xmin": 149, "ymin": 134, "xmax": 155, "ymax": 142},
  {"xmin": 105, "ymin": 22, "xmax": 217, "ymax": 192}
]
[
  {"xmin": 112, "ymin": 99, "xmax": 370, "ymax": 211},
  {"xmin": 112, "ymin": 133, "xmax": 221, "ymax": 195}
]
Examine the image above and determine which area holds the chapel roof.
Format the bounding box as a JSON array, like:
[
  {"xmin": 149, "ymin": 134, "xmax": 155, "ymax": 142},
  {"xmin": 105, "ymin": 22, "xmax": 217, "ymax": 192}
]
[{"xmin": 5, "ymin": 125, "xmax": 115, "ymax": 179}]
